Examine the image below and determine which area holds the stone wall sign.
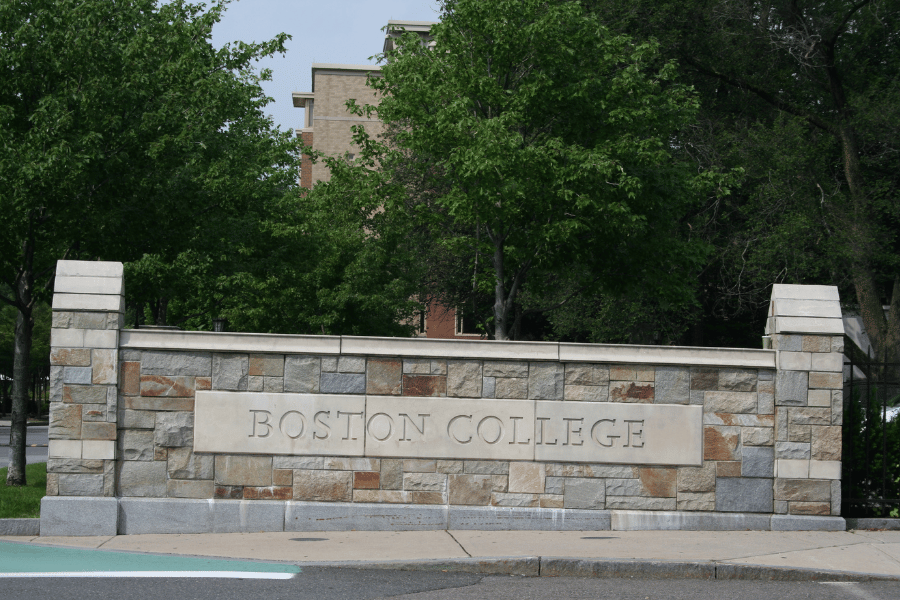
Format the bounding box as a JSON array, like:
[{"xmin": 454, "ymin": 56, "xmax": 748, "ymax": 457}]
[{"xmin": 194, "ymin": 392, "xmax": 702, "ymax": 466}]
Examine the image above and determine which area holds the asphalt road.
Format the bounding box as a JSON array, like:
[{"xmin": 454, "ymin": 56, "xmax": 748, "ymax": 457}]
[
  {"xmin": 2, "ymin": 572, "xmax": 900, "ymax": 600},
  {"xmin": 0, "ymin": 425, "xmax": 48, "ymax": 468}
]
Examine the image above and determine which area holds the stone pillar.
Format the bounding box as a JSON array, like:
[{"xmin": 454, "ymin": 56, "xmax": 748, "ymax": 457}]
[
  {"xmin": 767, "ymin": 284, "xmax": 844, "ymax": 519},
  {"xmin": 42, "ymin": 260, "xmax": 123, "ymax": 535}
]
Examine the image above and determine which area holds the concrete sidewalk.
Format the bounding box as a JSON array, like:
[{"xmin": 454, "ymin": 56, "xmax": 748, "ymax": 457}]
[{"xmin": 4, "ymin": 529, "xmax": 900, "ymax": 581}]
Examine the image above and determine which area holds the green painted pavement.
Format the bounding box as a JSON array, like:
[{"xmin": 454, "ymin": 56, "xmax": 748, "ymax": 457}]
[{"xmin": 0, "ymin": 542, "xmax": 299, "ymax": 574}]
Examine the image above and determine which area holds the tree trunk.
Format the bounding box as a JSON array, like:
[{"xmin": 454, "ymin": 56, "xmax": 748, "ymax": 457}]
[
  {"xmin": 7, "ymin": 282, "xmax": 33, "ymax": 487},
  {"xmin": 492, "ymin": 239, "xmax": 510, "ymax": 341}
]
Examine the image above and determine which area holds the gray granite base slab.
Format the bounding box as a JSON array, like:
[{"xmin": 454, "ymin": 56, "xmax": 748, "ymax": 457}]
[
  {"xmin": 286, "ymin": 501, "xmax": 448, "ymax": 531},
  {"xmin": 770, "ymin": 515, "xmax": 846, "ymax": 531},
  {"xmin": 40, "ymin": 496, "xmax": 118, "ymax": 536},
  {"xmin": 212, "ymin": 500, "xmax": 285, "ymax": 533},
  {"xmin": 119, "ymin": 498, "xmax": 213, "ymax": 534},
  {"xmin": 448, "ymin": 506, "xmax": 611, "ymax": 531},
  {"xmin": 611, "ymin": 510, "xmax": 772, "ymax": 531},
  {"xmin": 847, "ymin": 518, "xmax": 900, "ymax": 530},
  {"xmin": 0, "ymin": 518, "xmax": 40, "ymax": 536}
]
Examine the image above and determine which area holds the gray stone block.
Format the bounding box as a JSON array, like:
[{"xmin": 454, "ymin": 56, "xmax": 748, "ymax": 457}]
[
  {"xmin": 742, "ymin": 446, "xmax": 775, "ymax": 478},
  {"xmin": 212, "ymin": 353, "xmax": 249, "ymax": 390},
  {"xmin": 758, "ymin": 392, "xmax": 775, "ymax": 415},
  {"xmin": 483, "ymin": 361, "xmax": 529, "ymax": 378},
  {"xmin": 273, "ymin": 456, "xmax": 324, "ymax": 469},
  {"xmin": 0, "ymin": 518, "xmax": 40, "ymax": 536},
  {"xmin": 482, "ymin": 377, "xmax": 496, "ymax": 398},
  {"xmin": 284, "ymin": 356, "xmax": 321, "ymax": 393},
  {"xmin": 286, "ymin": 501, "xmax": 448, "ymax": 531},
  {"xmin": 119, "ymin": 498, "xmax": 213, "ymax": 534},
  {"xmin": 338, "ymin": 356, "xmax": 366, "ymax": 373},
  {"xmin": 119, "ymin": 430, "xmax": 154, "ymax": 461},
  {"xmin": 528, "ymin": 363, "xmax": 564, "ymax": 400},
  {"xmin": 141, "ymin": 351, "xmax": 211, "ymax": 376},
  {"xmin": 564, "ymin": 478, "xmax": 605, "ymax": 509},
  {"xmin": 719, "ymin": 369, "xmax": 757, "ymax": 392},
  {"xmin": 63, "ymin": 367, "xmax": 92, "ymax": 384},
  {"xmin": 118, "ymin": 460, "xmax": 167, "ymax": 497},
  {"xmin": 774, "ymin": 335, "xmax": 802, "ymax": 351},
  {"xmin": 715, "ymin": 477, "xmax": 773, "ymax": 513},
  {"xmin": 213, "ymin": 500, "xmax": 286, "ymax": 533},
  {"xmin": 610, "ymin": 510, "xmax": 771, "ymax": 531},
  {"xmin": 447, "ymin": 360, "xmax": 482, "ymax": 398},
  {"xmin": 121, "ymin": 409, "xmax": 155, "ymax": 429},
  {"xmin": 448, "ymin": 506, "xmax": 611, "ymax": 531},
  {"xmin": 758, "ymin": 370, "xmax": 775, "ymax": 381},
  {"xmin": 320, "ymin": 372, "xmax": 365, "ymax": 394},
  {"xmin": 49, "ymin": 366, "xmax": 63, "ymax": 403},
  {"xmin": 655, "ymin": 367, "xmax": 690, "ymax": 404},
  {"xmin": 167, "ymin": 479, "xmax": 214, "ymax": 498},
  {"xmin": 58, "ymin": 473, "xmax": 104, "ymax": 496},
  {"xmin": 40, "ymin": 496, "xmax": 118, "ymax": 536},
  {"xmin": 775, "ymin": 441, "xmax": 811, "ymax": 459},
  {"xmin": 153, "ymin": 411, "xmax": 193, "ymax": 447},
  {"xmin": 770, "ymin": 515, "xmax": 846, "ymax": 531},
  {"xmin": 776, "ymin": 371, "xmax": 808, "ymax": 406},
  {"xmin": 167, "ymin": 447, "xmax": 214, "ymax": 479}
]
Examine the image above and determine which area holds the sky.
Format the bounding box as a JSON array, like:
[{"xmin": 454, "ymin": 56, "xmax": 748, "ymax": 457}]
[{"xmin": 210, "ymin": 0, "xmax": 441, "ymax": 132}]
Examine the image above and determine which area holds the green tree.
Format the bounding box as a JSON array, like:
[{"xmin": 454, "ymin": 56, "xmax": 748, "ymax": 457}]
[
  {"xmin": 348, "ymin": 0, "xmax": 717, "ymax": 340},
  {"xmin": 0, "ymin": 0, "xmax": 295, "ymax": 485},
  {"xmin": 586, "ymin": 0, "xmax": 900, "ymax": 358}
]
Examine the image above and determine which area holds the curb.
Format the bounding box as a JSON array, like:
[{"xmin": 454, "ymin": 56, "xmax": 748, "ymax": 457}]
[
  {"xmin": 0, "ymin": 519, "xmax": 39, "ymax": 536},
  {"xmin": 301, "ymin": 556, "xmax": 900, "ymax": 582}
]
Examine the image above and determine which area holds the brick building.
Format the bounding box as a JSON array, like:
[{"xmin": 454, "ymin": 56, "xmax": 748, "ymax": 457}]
[{"xmin": 292, "ymin": 21, "xmax": 482, "ymax": 339}]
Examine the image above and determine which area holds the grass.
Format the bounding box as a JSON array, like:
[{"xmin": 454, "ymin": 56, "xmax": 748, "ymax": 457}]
[{"xmin": 0, "ymin": 462, "xmax": 46, "ymax": 518}]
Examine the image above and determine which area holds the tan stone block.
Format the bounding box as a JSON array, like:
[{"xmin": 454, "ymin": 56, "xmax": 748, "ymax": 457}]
[
  {"xmin": 140, "ymin": 375, "xmax": 194, "ymax": 397},
  {"xmin": 492, "ymin": 475, "xmax": 508, "ymax": 492},
  {"xmin": 508, "ymin": 462, "xmax": 545, "ymax": 494},
  {"xmin": 610, "ymin": 366, "xmax": 636, "ymax": 381},
  {"xmin": 354, "ymin": 490, "xmax": 405, "ymax": 503},
  {"xmin": 809, "ymin": 372, "xmax": 842, "ymax": 389},
  {"xmin": 637, "ymin": 467, "xmax": 676, "ymax": 497},
  {"xmin": 292, "ymin": 470, "xmax": 351, "ymax": 502},
  {"xmin": 82, "ymin": 421, "xmax": 116, "ymax": 440},
  {"xmin": 807, "ymin": 389, "xmax": 832, "ymax": 407},
  {"xmin": 244, "ymin": 486, "xmax": 292, "ymax": 500},
  {"xmin": 540, "ymin": 495, "xmax": 565, "ymax": 508},
  {"xmin": 215, "ymin": 455, "xmax": 272, "ymax": 486},
  {"xmin": 492, "ymin": 492, "xmax": 541, "ymax": 507},
  {"xmin": 448, "ymin": 474, "xmax": 492, "ymax": 505},
  {"xmin": 811, "ymin": 426, "xmax": 841, "ymax": 461},
  {"xmin": 248, "ymin": 354, "xmax": 284, "ymax": 377},
  {"xmin": 716, "ymin": 461, "xmax": 741, "ymax": 477},
  {"xmin": 120, "ymin": 361, "xmax": 140, "ymax": 395},
  {"xmin": 46, "ymin": 472, "xmax": 59, "ymax": 496},
  {"xmin": 742, "ymin": 427, "xmax": 775, "ymax": 446},
  {"xmin": 51, "ymin": 348, "xmax": 91, "ymax": 367},
  {"xmin": 704, "ymin": 426, "xmax": 739, "ymax": 461},
  {"xmin": 436, "ymin": 460, "xmax": 464, "ymax": 474},
  {"xmin": 367, "ymin": 358, "xmax": 402, "ymax": 395},
  {"xmin": 789, "ymin": 501, "xmax": 831, "ymax": 515},
  {"xmin": 802, "ymin": 335, "xmax": 832, "ymax": 353},
  {"xmin": 677, "ymin": 492, "xmax": 715, "ymax": 511},
  {"xmin": 789, "ymin": 408, "xmax": 831, "ymax": 425},
  {"xmin": 494, "ymin": 377, "xmax": 527, "ymax": 399},
  {"xmin": 677, "ymin": 463, "xmax": 716, "ymax": 492},
  {"xmin": 704, "ymin": 392, "xmax": 757, "ymax": 414},
  {"xmin": 124, "ymin": 397, "xmax": 194, "ymax": 411},
  {"xmin": 447, "ymin": 360, "xmax": 483, "ymax": 398},
  {"xmin": 92, "ymin": 349, "xmax": 116, "ymax": 384},
  {"xmin": 545, "ymin": 463, "xmax": 587, "ymax": 477},
  {"xmin": 167, "ymin": 480, "xmax": 214, "ymax": 499},
  {"xmin": 789, "ymin": 424, "xmax": 812, "ymax": 443},
  {"xmin": 273, "ymin": 469, "xmax": 293, "ymax": 486},
  {"xmin": 774, "ymin": 478, "xmax": 831, "ymax": 502},
  {"xmin": 403, "ymin": 472, "xmax": 446, "ymax": 491},
  {"xmin": 63, "ymin": 385, "xmax": 107, "ymax": 404},
  {"xmin": 564, "ymin": 385, "xmax": 608, "ymax": 401},
  {"xmin": 403, "ymin": 459, "xmax": 436, "ymax": 472},
  {"xmin": 402, "ymin": 374, "xmax": 446, "ymax": 397},
  {"xmin": 410, "ymin": 491, "xmax": 445, "ymax": 505},
  {"xmin": 609, "ymin": 381, "xmax": 654, "ymax": 403}
]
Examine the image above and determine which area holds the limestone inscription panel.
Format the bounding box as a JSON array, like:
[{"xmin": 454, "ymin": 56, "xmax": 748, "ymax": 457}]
[
  {"xmin": 534, "ymin": 402, "xmax": 703, "ymax": 466},
  {"xmin": 194, "ymin": 392, "xmax": 366, "ymax": 456},
  {"xmin": 193, "ymin": 392, "xmax": 702, "ymax": 465}
]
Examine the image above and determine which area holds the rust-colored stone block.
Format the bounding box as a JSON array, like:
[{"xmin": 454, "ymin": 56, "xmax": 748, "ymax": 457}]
[
  {"xmin": 367, "ymin": 358, "xmax": 402, "ymax": 395},
  {"xmin": 410, "ymin": 491, "xmax": 445, "ymax": 504},
  {"xmin": 690, "ymin": 368, "xmax": 719, "ymax": 391},
  {"xmin": 120, "ymin": 362, "xmax": 141, "ymax": 395},
  {"xmin": 124, "ymin": 397, "xmax": 194, "ymax": 411},
  {"xmin": 790, "ymin": 501, "xmax": 831, "ymax": 515},
  {"xmin": 51, "ymin": 348, "xmax": 91, "ymax": 367},
  {"xmin": 292, "ymin": 470, "xmax": 352, "ymax": 502},
  {"xmin": 610, "ymin": 382, "xmax": 654, "ymax": 403},
  {"xmin": 704, "ymin": 426, "xmax": 739, "ymax": 461},
  {"xmin": 249, "ymin": 354, "xmax": 284, "ymax": 377},
  {"xmin": 716, "ymin": 461, "xmax": 742, "ymax": 477},
  {"xmin": 402, "ymin": 374, "xmax": 447, "ymax": 397},
  {"xmin": 195, "ymin": 377, "xmax": 211, "ymax": 391},
  {"xmin": 354, "ymin": 471, "xmax": 380, "ymax": 489},
  {"xmin": 215, "ymin": 485, "xmax": 243, "ymax": 499},
  {"xmin": 140, "ymin": 375, "xmax": 195, "ymax": 397},
  {"xmin": 154, "ymin": 447, "xmax": 168, "ymax": 461},
  {"xmin": 638, "ymin": 467, "xmax": 677, "ymax": 497},
  {"xmin": 244, "ymin": 486, "xmax": 292, "ymax": 500},
  {"xmin": 273, "ymin": 469, "xmax": 293, "ymax": 486}
]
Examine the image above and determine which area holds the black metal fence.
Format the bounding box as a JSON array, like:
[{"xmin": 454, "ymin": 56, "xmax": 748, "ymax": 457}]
[{"xmin": 841, "ymin": 338, "xmax": 900, "ymax": 517}]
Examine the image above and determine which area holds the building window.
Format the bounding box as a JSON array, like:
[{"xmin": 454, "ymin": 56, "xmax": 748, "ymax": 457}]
[{"xmin": 455, "ymin": 309, "xmax": 481, "ymax": 336}]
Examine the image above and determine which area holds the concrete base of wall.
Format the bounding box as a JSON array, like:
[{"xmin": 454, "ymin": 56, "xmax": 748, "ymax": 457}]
[
  {"xmin": 39, "ymin": 497, "xmax": 848, "ymax": 535},
  {"xmin": 0, "ymin": 518, "xmax": 40, "ymax": 536}
]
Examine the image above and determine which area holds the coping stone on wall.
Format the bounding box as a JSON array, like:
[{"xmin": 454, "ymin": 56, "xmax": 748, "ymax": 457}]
[
  {"xmin": 560, "ymin": 344, "xmax": 775, "ymax": 369},
  {"xmin": 120, "ymin": 330, "xmax": 342, "ymax": 355},
  {"xmin": 40, "ymin": 496, "xmax": 118, "ymax": 536},
  {"xmin": 609, "ymin": 510, "xmax": 771, "ymax": 531},
  {"xmin": 285, "ymin": 501, "xmax": 448, "ymax": 531},
  {"xmin": 448, "ymin": 506, "xmax": 611, "ymax": 531},
  {"xmin": 341, "ymin": 337, "xmax": 559, "ymax": 361},
  {"xmin": 118, "ymin": 498, "xmax": 213, "ymax": 535}
]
